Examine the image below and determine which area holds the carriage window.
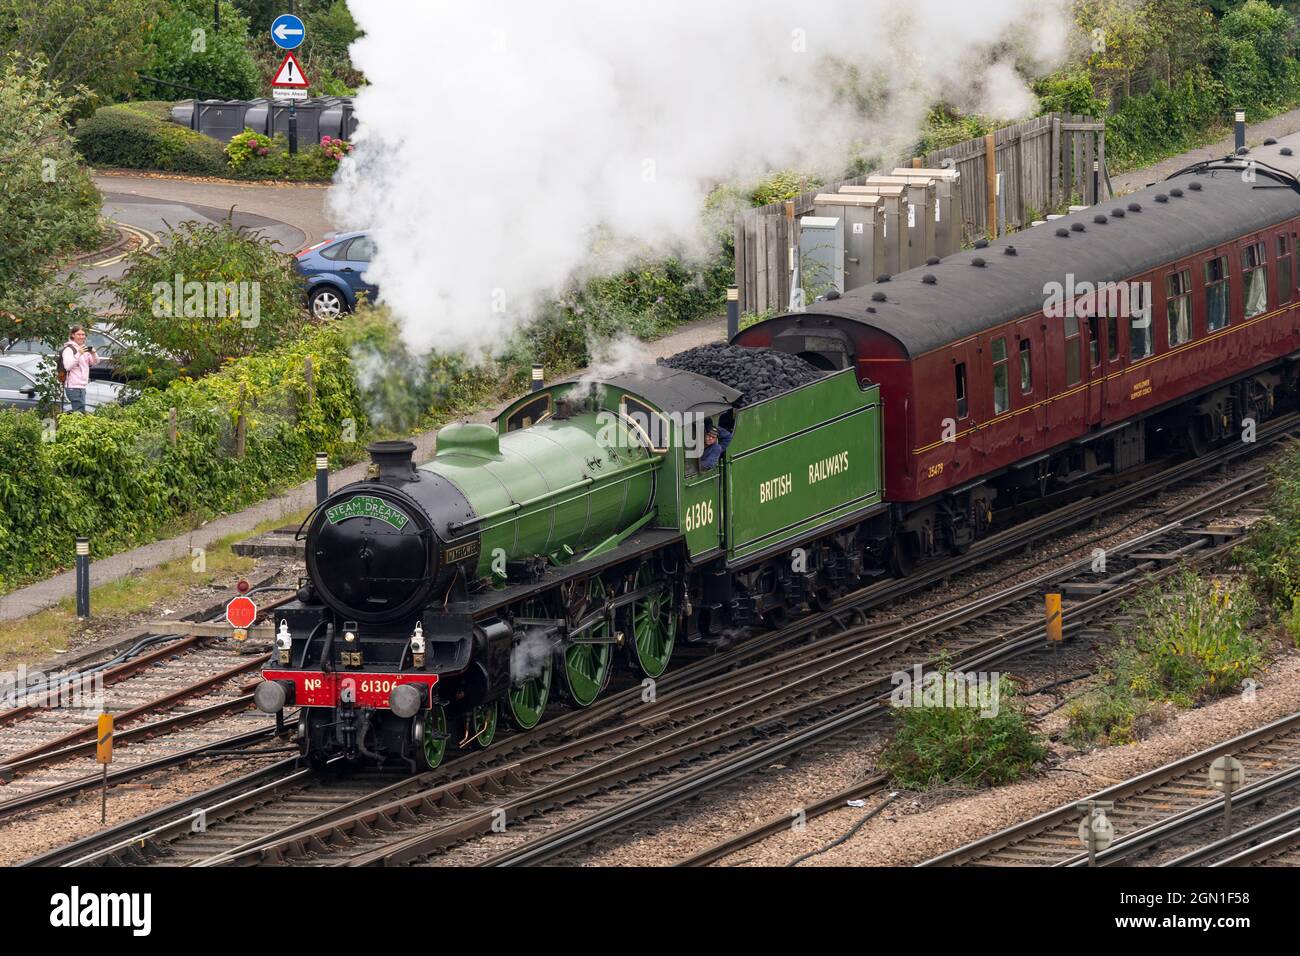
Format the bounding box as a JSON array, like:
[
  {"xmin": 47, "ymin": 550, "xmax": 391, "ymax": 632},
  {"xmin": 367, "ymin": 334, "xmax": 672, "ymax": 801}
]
[
  {"xmin": 1242, "ymin": 241, "xmax": 1268, "ymax": 318},
  {"xmin": 1129, "ymin": 282, "xmax": 1152, "ymax": 359},
  {"xmin": 1064, "ymin": 314, "xmax": 1081, "ymax": 386},
  {"xmin": 620, "ymin": 398, "xmax": 670, "ymax": 453},
  {"xmin": 1278, "ymin": 236, "xmax": 1293, "ymax": 307},
  {"xmin": 1019, "ymin": 339, "xmax": 1033, "ymax": 394},
  {"xmin": 505, "ymin": 395, "xmax": 552, "ymax": 432},
  {"xmin": 1166, "ymin": 270, "xmax": 1192, "ymax": 347},
  {"xmin": 1087, "ymin": 316, "xmax": 1101, "ymax": 369},
  {"xmin": 1107, "ymin": 316, "xmax": 1120, "ymax": 362},
  {"xmin": 1205, "ymin": 256, "xmax": 1230, "ymax": 332},
  {"xmin": 954, "ymin": 362, "xmax": 968, "ymax": 420},
  {"xmin": 991, "ymin": 337, "xmax": 1009, "ymax": 415}
]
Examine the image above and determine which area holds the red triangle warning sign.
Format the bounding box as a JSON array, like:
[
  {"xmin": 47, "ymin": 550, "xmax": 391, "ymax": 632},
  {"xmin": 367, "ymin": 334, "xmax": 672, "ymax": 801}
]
[{"xmin": 272, "ymin": 52, "xmax": 309, "ymax": 88}]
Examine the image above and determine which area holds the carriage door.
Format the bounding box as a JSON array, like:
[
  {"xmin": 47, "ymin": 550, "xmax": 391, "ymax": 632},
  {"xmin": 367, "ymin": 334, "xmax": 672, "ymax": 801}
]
[{"xmin": 1084, "ymin": 313, "xmax": 1105, "ymax": 428}]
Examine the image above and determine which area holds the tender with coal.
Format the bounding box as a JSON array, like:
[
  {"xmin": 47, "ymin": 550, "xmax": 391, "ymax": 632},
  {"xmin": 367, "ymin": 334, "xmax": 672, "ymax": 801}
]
[{"xmin": 659, "ymin": 344, "xmax": 823, "ymax": 406}]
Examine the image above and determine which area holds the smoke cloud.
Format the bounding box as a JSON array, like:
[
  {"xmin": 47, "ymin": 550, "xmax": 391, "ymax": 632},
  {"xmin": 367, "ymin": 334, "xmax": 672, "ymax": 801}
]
[{"xmin": 332, "ymin": 0, "xmax": 1072, "ymax": 356}]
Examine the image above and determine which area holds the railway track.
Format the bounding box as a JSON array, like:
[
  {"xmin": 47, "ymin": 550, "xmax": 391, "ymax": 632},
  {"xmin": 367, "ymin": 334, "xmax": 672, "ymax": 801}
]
[
  {"xmin": 923, "ymin": 712, "xmax": 1300, "ymax": 867},
  {"xmin": 199, "ymin": 467, "xmax": 1266, "ymax": 867},
  {"xmin": 30, "ymin": 416, "xmax": 1292, "ymax": 867},
  {"xmin": 0, "ymin": 592, "xmax": 295, "ymax": 818}
]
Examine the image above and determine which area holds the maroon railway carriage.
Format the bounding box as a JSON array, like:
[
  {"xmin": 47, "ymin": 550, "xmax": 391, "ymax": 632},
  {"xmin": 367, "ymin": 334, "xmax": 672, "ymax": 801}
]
[{"xmin": 736, "ymin": 135, "xmax": 1300, "ymax": 568}]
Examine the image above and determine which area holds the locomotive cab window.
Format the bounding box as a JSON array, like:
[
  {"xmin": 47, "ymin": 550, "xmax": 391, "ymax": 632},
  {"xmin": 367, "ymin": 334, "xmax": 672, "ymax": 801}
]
[
  {"xmin": 1205, "ymin": 256, "xmax": 1230, "ymax": 332},
  {"xmin": 1278, "ymin": 236, "xmax": 1293, "ymax": 307},
  {"xmin": 1064, "ymin": 315, "xmax": 1082, "ymax": 386},
  {"xmin": 991, "ymin": 338, "xmax": 1010, "ymax": 415},
  {"xmin": 1166, "ymin": 269, "xmax": 1192, "ymax": 347},
  {"xmin": 1243, "ymin": 241, "xmax": 1268, "ymax": 318},
  {"xmin": 620, "ymin": 398, "xmax": 670, "ymax": 454},
  {"xmin": 954, "ymin": 362, "xmax": 968, "ymax": 419},
  {"xmin": 1019, "ymin": 339, "xmax": 1033, "ymax": 394},
  {"xmin": 505, "ymin": 395, "xmax": 552, "ymax": 432}
]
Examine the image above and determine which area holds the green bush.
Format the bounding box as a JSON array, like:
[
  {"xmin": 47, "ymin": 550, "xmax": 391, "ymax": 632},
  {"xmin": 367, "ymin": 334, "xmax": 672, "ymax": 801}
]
[
  {"xmin": 1237, "ymin": 445, "xmax": 1300, "ymax": 608},
  {"xmin": 109, "ymin": 217, "xmax": 309, "ymax": 389},
  {"xmin": 881, "ymin": 673, "xmax": 1047, "ymax": 789},
  {"xmin": 224, "ymin": 133, "xmax": 341, "ymax": 182},
  {"xmin": 74, "ymin": 103, "xmax": 229, "ymax": 176},
  {"xmin": 0, "ymin": 55, "xmax": 102, "ymax": 313},
  {"xmin": 137, "ymin": 0, "xmax": 260, "ymax": 101},
  {"xmin": 0, "ymin": 325, "xmax": 365, "ymax": 593}
]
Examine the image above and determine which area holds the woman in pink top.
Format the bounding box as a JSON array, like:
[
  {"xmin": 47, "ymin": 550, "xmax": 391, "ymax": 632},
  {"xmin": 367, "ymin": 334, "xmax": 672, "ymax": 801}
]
[{"xmin": 61, "ymin": 325, "xmax": 100, "ymax": 414}]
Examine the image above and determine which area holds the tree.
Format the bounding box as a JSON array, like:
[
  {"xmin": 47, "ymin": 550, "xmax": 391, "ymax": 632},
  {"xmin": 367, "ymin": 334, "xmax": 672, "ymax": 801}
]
[
  {"xmin": 137, "ymin": 0, "xmax": 260, "ymax": 100},
  {"xmin": 1073, "ymin": 0, "xmax": 1156, "ymax": 101},
  {"xmin": 0, "ymin": 0, "xmax": 161, "ymax": 105},
  {"xmin": 109, "ymin": 217, "xmax": 309, "ymax": 389},
  {"xmin": 0, "ymin": 55, "xmax": 100, "ymax": 353}
]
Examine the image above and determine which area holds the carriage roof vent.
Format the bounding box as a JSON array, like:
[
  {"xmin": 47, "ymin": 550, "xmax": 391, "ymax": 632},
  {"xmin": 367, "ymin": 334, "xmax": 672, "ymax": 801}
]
[
  {"xmin": 876, "ymin": 273, "xmax": 891, "ymax": 283},
  {"xmin": 926, "ymin": 256, "xmax": 942, "ymax": 266},
  {"xmin": 1071, "ymin": 222, "xmax": 1086, "ymax": 232},
  {"xmin": 1170, "ymin": 187, "xmax": 1184, "ymax": 198},
  {"xmin": 871, "ymin": 291, "xmax": 887, "ymax": 302},
  {"xmin": 1282, "ymin": 147, "xmax": 1294, "ymax": 157},
  {"xmin": 1004, "ymin": 245, "xmax": 1018, "ymax": 256},
  {"xmin": 974, "ymin": 238, "xmax": 989, "ymax": 249},
  {"xmin": 1188, "ymin": 181, "xmax": 1203, "ymax": 190},
  {"xmin": 1155, "ymin": 193, "xmax": 1169, "ymax": 203},
  {"xmin": 1128, "ymin": 202, "xmax": 1142, "ymax": 212},
  {"xmin": 1111, "ymin": 208, "xmax": 1126, "ymax": 218},
  {"xmin": 971, "ymin": 257, "xmax": 986, "ymax": 268},
  {"xmin": 922, "ymin": 274, "xmax": 937, "ymax": 284},
  {"xmin": 1094, "ymin": 215, "xmax": 1108, "ymax": 224},
  {"xmin": 1055, "ymin": 228, "xmax": 1069, "ymax": 237}
]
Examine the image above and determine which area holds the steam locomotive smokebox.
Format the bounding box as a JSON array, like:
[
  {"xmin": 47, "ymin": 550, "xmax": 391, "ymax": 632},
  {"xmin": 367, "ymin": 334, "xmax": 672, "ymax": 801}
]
[{"xmin": 368, "ymin": 440, "xmax": 418, "ymax": 480}]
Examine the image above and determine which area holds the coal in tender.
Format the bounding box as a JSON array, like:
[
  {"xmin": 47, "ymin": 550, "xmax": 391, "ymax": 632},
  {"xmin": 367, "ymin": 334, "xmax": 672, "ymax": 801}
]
[{"xmin": 659, "ymin": 344, "xmax": 823, "ymax": 406}]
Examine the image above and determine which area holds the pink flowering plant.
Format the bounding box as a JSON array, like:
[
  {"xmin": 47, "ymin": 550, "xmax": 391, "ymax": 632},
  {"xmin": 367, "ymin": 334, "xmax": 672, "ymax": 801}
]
[
  {"xmin": 320, "ymin": 135, "xmax": 354, "ymax": 162},
  {"xmin": 227, "ymin": 128, "xmax": 275, "ymax": 168}
]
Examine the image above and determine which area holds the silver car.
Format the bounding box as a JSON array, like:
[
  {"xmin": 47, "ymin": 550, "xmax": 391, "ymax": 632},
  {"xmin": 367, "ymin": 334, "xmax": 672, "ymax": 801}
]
[{"xmin": 0, "ymin": 353, "xmax": 123, "ymax": 412}]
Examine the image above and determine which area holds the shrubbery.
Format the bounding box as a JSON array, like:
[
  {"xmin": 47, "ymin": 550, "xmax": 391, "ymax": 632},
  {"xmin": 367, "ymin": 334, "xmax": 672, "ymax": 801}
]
[
  {"xmin": 881, "ymin": 671, "xmax": 1047, "ymax": 790},
  {"xmin": 1237, "ymin": 445, "xmax": 1300, "ymax": 610},
  {"xmin": 137, "ymin": 0, "xmax": 261, "ymax": 101},
  {"xmin": 1067, "ymin": 572, "xmax": 1264, "ymax": 747},
  {"xmin": 74, "ymin": 103, "xmax": 229, "ymax": 176},
  {"xmin": 109, "ymin": 218, "xmax": 309, "ymax": 389},
  {"xmin": 0, "ymin": 325, "xmax": 364, "ymax": 592}
]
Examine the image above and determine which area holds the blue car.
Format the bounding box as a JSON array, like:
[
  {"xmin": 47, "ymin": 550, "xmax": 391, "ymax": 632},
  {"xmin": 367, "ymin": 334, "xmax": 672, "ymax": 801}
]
[{"xmin": 294, "ymin": 231, "xmax": 379, "ymax": 319}]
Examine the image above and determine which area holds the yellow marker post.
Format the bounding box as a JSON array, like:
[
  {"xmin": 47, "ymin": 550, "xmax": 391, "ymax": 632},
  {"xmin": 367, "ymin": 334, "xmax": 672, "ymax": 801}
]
[
  {"xmin": 97, "ymin": 712, "xmax": 113, "ymax": 823},
  {"xmin": 1046, "ymin": 594, "xmax": 1063, "ymax": 643}
]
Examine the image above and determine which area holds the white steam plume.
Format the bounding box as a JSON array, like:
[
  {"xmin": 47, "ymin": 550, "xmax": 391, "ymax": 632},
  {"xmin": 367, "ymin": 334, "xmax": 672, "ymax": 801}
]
[{"xmin": 331, "ymin": 0, "xmax": 1072, "ymax": 356}]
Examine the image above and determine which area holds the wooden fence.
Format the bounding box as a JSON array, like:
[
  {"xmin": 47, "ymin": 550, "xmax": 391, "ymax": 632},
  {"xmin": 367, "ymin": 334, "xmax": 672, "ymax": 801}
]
[{"xmin": 735, "ymin": 112, "xmax": 1108, "ymax": 315}]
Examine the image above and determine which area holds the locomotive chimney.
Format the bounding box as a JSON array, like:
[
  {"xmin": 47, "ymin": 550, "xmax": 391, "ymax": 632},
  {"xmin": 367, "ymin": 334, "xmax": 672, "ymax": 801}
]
[{"xmin": 367, "ymin": 440, "xmax": 418, "ymax": 480}]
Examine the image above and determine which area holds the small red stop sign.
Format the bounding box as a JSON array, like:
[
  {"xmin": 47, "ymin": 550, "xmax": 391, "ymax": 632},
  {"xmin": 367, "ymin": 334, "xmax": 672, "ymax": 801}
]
[{"xmin": 226, "ymin": 596, "xmax": 258, "ymax": 629}]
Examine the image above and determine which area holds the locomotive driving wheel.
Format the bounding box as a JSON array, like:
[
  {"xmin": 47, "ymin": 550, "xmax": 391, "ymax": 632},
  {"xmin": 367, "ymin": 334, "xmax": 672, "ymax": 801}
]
[
  {"xmin": 420, "ymin": 704, "xmax": 449, "ymax": 770},
  {"xmin": 559, "ymin": 577, "xmax": 613, "ymax": 708},
  {"xmin": 625, "ymin": 565, "xmax": 677, "ymax": 679},
  {"xmin": 508, "ymin": 600, "xmax": 553, "ymax": 731},
  {"xmin": 466, "ymin": 701, "xmax": 499, "ymax": 749}
]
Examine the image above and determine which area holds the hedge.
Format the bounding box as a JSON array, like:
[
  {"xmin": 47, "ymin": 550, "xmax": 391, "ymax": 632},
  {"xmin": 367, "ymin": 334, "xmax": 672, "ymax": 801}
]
[
  {"xmin": 0, "ymin": 325, "xmax": 365, "ymax": 592},
  {"xmin": 73, "ymin": 104, "xmax": 343, "ymax": 181},
  {"xmin": 74, "ymin": 103, "xmax": 229, "ymax": 176}
]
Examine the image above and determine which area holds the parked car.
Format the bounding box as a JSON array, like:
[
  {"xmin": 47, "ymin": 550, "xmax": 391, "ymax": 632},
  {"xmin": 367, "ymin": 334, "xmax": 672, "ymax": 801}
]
[
  {"xmin": 294, "ymin": 231, "xmax": 379, "ymax": 319},
  {"xmin": 0, "ymin": 353, "xmax": 123, "ymax": 412},
  {"xmin": 4, "ymin": 326, "xmax": 127, "ymax": 381}
]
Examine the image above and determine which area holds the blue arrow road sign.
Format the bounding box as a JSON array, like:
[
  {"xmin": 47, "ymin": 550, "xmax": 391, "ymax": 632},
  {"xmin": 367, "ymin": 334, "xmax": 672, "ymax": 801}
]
[{"xmin": 271, "ymin": 14, "xmax": 306, "ymax": 50}]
